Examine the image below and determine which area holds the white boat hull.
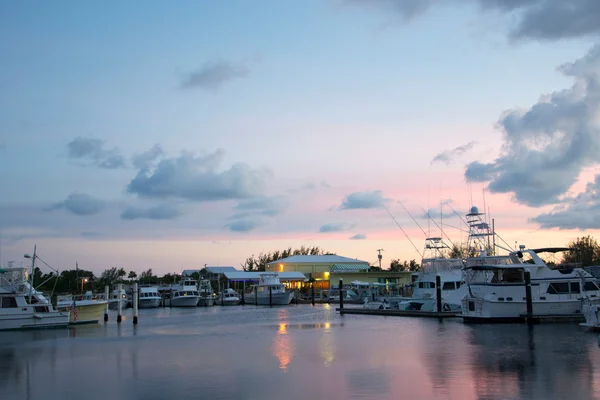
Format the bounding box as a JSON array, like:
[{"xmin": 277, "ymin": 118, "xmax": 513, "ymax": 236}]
[
  {"xmin": 108, "ymin": 299, "xmax": 129, "ymax": 311},
  {"xmin": 171, "ymin": 296, "xmax": 199, "ymax": 307},
  {"xmin": 139, "ymin": 298, "xmax": 161, "ymax": 308},
  {"xmin": 219, "ymin": 298, "xmax": 241, "ymax": 306},
  {"xmin": 251, "ymin": 292, "xmax": 294, "ymax": 306},
  {"xmin": 462, "ymin": 297, "xmax": 583, "ymax": 322},
  {"xmin": 0, "ymin": 311, "xmax": 70, "ymax": 331},
  {"xmin": 198, "ymin": 297, "xmax": 215, "ymax": 306}
]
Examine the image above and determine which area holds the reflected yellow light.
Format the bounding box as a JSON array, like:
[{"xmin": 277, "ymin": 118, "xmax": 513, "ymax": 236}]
[
  {"xmin": 324, "ymin": 272, "xmax": 330, "ymax": 278},
  {"xmin": 273, "ymin": 322, "xmax": 294, "ymax": 372},
  {"xmin": 279, "ymin": 264, "xmax": 284, "ymax": 271},
  {"xmin": 324, "ymin": 322, "xmax": 331, "ymax": 330}
]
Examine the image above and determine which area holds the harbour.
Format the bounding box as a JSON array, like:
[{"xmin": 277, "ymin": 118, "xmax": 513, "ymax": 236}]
[{"xmin": 2, "ymin": 304, "xmax": 600, "ymax": 400}]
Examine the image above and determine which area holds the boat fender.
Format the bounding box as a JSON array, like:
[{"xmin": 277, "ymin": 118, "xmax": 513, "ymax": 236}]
[{"xmin": 443, "ymin": 303, "xmax": 451, "ymax": 312}]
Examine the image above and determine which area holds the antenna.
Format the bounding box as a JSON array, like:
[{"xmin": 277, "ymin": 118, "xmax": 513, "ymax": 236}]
[
  {"xmin": 397, "ymin": 201, "xmax": 428, "ymax": 237},
  {"xmin": 377, "ymin": 249, "xmax": 384, "ymax": 270},
  {"xmin": 382, "ymin": 205, "xmax": 423, "ymax": 259}
]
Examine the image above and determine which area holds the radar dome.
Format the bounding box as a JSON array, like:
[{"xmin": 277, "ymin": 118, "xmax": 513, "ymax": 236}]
[{"xmin": 469, "ymin": 206, "xmax": 479, "ymax": 215}]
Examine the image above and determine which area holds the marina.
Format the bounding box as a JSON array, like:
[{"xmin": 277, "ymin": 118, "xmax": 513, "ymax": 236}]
[{"xmin": 2, "ymin": 304, "xmax": 600, "ymax": 400}]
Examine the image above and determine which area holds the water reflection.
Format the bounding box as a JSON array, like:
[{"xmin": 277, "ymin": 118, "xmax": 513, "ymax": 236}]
[
  {"xmin": 466, "ymin": 324, "xmax": 596, "ymax": 400},
  {"xmin": 318, "ymin": 322, "xmax": 336, "ymax": 367},
  {"xmin": 3, "ymin": 306, "xmax": 600, "ymax": 400},
  {"xmin": 272, "ymin": 323, "xmax": 295, "ymax": 371}
]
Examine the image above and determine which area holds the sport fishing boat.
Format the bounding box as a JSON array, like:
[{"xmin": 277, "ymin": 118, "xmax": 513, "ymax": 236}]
[
  {"xmin": 56, "ymin": 291, "xmax": 108, "ymax": 325},
  {"xmin": 197, "ymin": 279, "xmax": 216, "ymax": 306},
  {"xmin": 137, "ymin": 286, "xmax": 161, "ymax": 308},
  {"xmin": 219, "ymin": 288, "xmax": 241, "ymax": 306},
  {"xmin": 249, "ymin": 273, "xmax": 294, "ymax": 305},
  {"xmin": 461, "ymin": 246, "xmax": 600, "ymax": 322},
  {"xmin": 0, "ymin": 266, "xmax": 70, "ymax": 331},
  {"xmin": 171, "ymin": 278, "xmax": 200, "ymax": 307}
]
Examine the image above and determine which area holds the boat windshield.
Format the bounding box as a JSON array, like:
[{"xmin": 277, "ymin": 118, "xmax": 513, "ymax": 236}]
[{"xmin": 465, "ymin": 266, "xmax": 524, "ymax": 284}]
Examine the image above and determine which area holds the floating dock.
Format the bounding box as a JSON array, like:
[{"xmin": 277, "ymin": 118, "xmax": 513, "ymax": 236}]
[
  {"xmin": 336, "ymin": 307, "xmax": 460, "ymax": 318},
  {"xmin": 521, "ymin": 313, "xmax": 585, "ymax": 324}
]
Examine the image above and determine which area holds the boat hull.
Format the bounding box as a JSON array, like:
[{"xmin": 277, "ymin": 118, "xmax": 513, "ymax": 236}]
[
  {"xmin": 462, "ymin": 297, "xmax": 583, "ymax": 322},
  {"xmin": 171, "ymin": 296, "xmax": 199, "ymax": 307},
  {"xmin": 219, "ymin": 299, "xmax": 241, "ymax": 306},
  {"xmin": 251, "ymin": 292, "xmax": 294, "ymax": 306},
  {"xmin": 139, "ymin": 298, "xmax": 161, "ymax": 308},
  {"xmin": 0, "ymin": 311, "xmax": 70, "ymax": 331},
  {"xmin": 108, "ymin": 299, "xmax": 129, "ymax": 311},
  {"xmin": 57, "ymin": 302, "xmax": 106, "ymax": 325},
  {"xmin": 198, "ymin": 297, "xmax": 215, "ymax": 307}
]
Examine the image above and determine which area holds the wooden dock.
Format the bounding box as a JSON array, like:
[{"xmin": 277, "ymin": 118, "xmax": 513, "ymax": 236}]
[{"xmin": 336, "ymin": 307, "xmax": 460, "ymax": 318}]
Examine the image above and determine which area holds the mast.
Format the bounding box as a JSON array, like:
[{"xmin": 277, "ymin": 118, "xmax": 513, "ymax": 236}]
[{"xmin": 29, "ymin": 245, "xmax": 37, "ymax": 303}]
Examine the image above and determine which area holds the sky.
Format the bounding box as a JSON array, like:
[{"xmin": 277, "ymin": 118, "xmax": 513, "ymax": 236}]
[{"xmin": 1, "ymin": 0, "xmax": 600, "ymax": 275}]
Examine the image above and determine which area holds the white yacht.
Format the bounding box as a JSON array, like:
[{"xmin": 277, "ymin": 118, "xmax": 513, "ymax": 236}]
[
  {"xmin": 56, "ymin": 291, "xmax": 108, "ymax": 325},
  {"xmin": 250, "ymin": 273, "xmax": 294, "ymax": 305},
  {"xmin": 461, "ymin": 246, "xmax": 600, "ymax": 322},
  {"xmin": 171, "ymin": 278, "xmax": 200, "ymax": 307},
  {"xmin": 197, "ymin": 279, "xmax": 216, "ymax": 306},
  {"xmin": 138, "ymin": 286, "xmax": 161, "ymax": 308},
  {"xmin": 219, "ymin": 288, "xmax": 241, "ymax": 306},
  {"xmin": 0, "ymin": 267, "xmax": 70, "ymax": 331}
]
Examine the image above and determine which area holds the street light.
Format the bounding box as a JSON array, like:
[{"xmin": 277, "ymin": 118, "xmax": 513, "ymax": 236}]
[{"xmin": 81, "ymin": 278, "xmax": 88, "ymax": 294}]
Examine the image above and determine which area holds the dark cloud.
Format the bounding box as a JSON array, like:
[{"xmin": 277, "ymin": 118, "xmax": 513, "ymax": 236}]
[
  {"xmin": 421, "ymin": 208, "xmax": 455, "ymax": 220},
  {"xmin": 231, "ymin": 196, "xmax": 289, "ymax": 219},
  {"xmin": 319, "ymin": 222, "xmax": 354, "ymax": 233},
  {"xmin": 345, "ymin": 0, "xmax": 600, "ymax": 41},
  {"xmin": 340, "ymin": 190, "xmax": 388, "ymax": 210},
  {"xmin": 531, "ymin": 174, "xmax": 600, "ymax": 229},
  {"xmin": 121, "ymin": 203, "xmax": 182, "ymax": 221},
  {"xmin": 349, "ymin": 233, "xmax": 367, "ymax": 240},
  {"xmin": 464, "ymin": 44, "xmax": 600, "ymax": 207},
  {"xmin": 343, "ymin": 0, "xmax": 435, "ymax": 23},
  {"xmin": 132, "ymin": 144, "xmax": 165, "ymax": 170},
  {"xmin": 67, "ymin": 137, "xmax": 126, "ymax": 169},
  {"xmin": 480, "ymin": 0, "xmax": 600, "ymax": 41},
  {"xmin": 225, "ymin": 218, "xmax": 262, "ymax": 232},
  {"xmin": 45, "ymin": 193, "xmax": 106, "ymax": 216},
  {"xmin": 180, "ymin": 60, "xmax": 250, "ymax": 91},
  {"xmin": 431, "ymin": 141, "xmax": 477, "ymax": 165},
  {"xmin": 225, "ymin": 196, "xmax": 288, "ymax": 232},
  {"xmin": 126, "ymin": 149, "xmax": 268, "ymax": 202}
]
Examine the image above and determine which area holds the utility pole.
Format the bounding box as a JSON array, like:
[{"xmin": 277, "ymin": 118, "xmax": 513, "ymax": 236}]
[{"xmin": 377, "ymin": 249, "xmax": 384, "ymax": 270}]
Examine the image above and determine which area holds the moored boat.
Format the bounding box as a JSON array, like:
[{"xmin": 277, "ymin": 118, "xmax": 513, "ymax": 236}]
[
  {"xmin": 56, "ymin": 291, "xmax": 107, "ymax": 325},
  {"xmin": 0, "ymin": 267, "xmax": 69, "ymax": 331},
  {"xmin": 249, "ymin": 273, "xmax": 294, "ymax": 306}
]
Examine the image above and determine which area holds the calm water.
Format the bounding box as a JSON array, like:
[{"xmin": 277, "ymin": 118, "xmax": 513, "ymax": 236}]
[{"xmin": 1, "ymin": 304, "xmax": 600, "ymax": 400}]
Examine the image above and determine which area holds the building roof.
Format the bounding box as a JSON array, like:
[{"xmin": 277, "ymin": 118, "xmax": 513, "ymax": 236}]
[
  {"xmin": 330, "ymin": 263, "xmax": 370, "ymax": 272},
  {"xmin": 224, "ymin": 271, "xmax": 307, "ymax": 282},
  {"xmin": 206, "ymin": 266, "xmax": 238, "ymax": 274},
  {"xmin": 266, "ymin": 255, "xmax": 369, "ymax": 265}
]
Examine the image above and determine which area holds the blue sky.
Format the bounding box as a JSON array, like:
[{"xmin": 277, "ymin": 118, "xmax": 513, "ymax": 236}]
[{"xmin": 1, "ymin": 1, "xmax": 600, "ymax": 274}]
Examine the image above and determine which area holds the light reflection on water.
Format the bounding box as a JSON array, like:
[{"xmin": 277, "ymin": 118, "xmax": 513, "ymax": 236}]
[{"xmin": 0, "ymin": 305, "xmax": 599, "ymax": 400}]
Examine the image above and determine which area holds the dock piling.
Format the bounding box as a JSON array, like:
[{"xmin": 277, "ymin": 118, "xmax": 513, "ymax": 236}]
[
  {"xmin": 133, "ymin": 283, "xmax": 138, "ymax": 325},
  {"xmin": 311, "ymin": 283, "xmax": 315, "ymax": 306},
  {"xmin": 104, "ymin": 285, "xmax": 109, "ymax": 322},
  {"xmin": 117, "ymin": 283, "xmax": 123, "ymax": 323},
  {"xmin": 525, "ymin": 270, "xmax": 533, "ymax": 324},
  {"xmin": 436, "ymin": 275, "xmax": 442, "ymax": 312},
  {"xmin": 339, "ymin": 279, "xmax": 344, "ymax": 310},
  {"xmin": 269, "ymin": 286, "xmax": 273, "ymax": 307}
]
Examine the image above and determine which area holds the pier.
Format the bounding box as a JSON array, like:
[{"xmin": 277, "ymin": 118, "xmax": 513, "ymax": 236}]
[{"xmin": 336, "ymin": 307, "xmax": 460, "ymax": 318}]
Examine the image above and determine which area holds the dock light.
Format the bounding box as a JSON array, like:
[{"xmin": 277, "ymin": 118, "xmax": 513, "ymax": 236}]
[{"xmin": 279, "ymin": 264, "xmax": 283, "ymax": 272}]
